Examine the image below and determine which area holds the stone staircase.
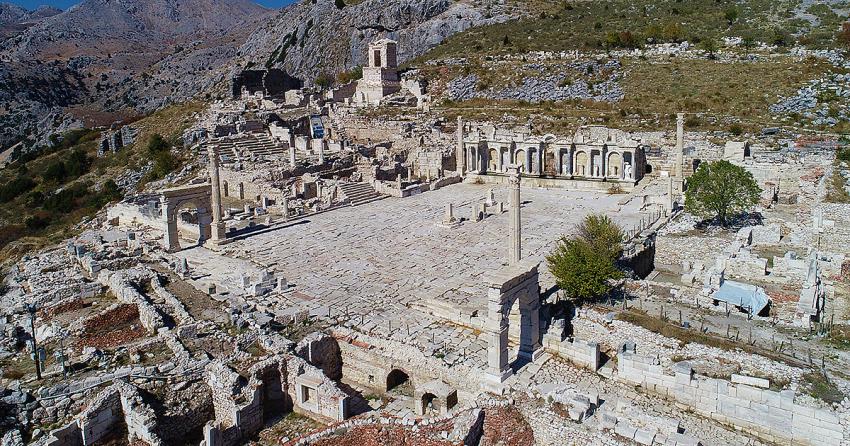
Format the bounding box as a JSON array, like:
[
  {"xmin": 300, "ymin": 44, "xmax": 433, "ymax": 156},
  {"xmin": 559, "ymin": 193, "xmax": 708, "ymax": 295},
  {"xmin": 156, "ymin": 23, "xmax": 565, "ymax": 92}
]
[{"xmin": 337, "ymin": 182, "xmax": 385, "ymax": 206}]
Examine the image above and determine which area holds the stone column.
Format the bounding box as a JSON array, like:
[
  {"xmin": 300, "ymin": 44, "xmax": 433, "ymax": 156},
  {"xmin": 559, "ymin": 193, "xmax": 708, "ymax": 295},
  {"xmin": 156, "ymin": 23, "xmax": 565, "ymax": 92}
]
[
  {"xmin": 676, "ymin": 112, "xmax": 684, "ymax": 179},
  {"xmin": 456, "ymin": 116, "xmax": 465, "ymax": 174},
  {"xmin": 289, "ymin": 145, "xmax": 296, "ymax": 168},
  {"xmin": 208, "ymin": 146, "xmax": 227, "ymax": 244},
  {"xmin": 318, "ymin": 140, "xmax": 325, "ymax": 164},
  {"xmin": 507, "ymin": 165, "xmax": 521, "ymax": 265},
  {"xmin": 238, "ymin": 183, "xmax": 245, "ymax": 200},
  {"xmin": 162, "ymin": 200, "xmax": 180, "ymax": 253},
  {"xmin": 668, "ymin": 175, "xmax": 674, "ymax": 214},
  {"xmin": 282, "ymin": 198, "xmax": 289, "ymax": 221}
]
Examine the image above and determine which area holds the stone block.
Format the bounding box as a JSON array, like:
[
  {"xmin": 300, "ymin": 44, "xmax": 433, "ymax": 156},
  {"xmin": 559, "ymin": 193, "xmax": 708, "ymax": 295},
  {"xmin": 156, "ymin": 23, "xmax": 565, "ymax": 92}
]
[
  {"xmin": 731, "ymin": 374, "xmax": 769, "ymax": 389},
  {"xmin": 614, "ymin": 422, "xmax": 637, "ymax": 440},
  {"xmin": 634, "ymin": 429, "xmax": 656, "ymax": 445}
]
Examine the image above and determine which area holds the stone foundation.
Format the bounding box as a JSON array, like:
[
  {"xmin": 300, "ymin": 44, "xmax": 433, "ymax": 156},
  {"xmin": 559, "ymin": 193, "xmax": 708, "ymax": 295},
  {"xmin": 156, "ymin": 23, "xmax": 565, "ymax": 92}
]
[{"xmin": 617, "ymin": 348, "xmax": 844, "ymax": 446}]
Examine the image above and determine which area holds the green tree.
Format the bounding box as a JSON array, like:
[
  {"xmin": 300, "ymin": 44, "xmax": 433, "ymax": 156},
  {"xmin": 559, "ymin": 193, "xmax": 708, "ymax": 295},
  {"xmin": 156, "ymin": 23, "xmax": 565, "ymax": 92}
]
[
  {"xmin": 146, "ymin": 134, "xmax": 178, "ymax": 181},
  {"xmin": 314, "ymin": 73, "xmax": 333, "ymax": 89},
  {"xmin": 698, "ymin": 36, "xmax": 719, "ymax": 59},
  {"xmin": 662, "ymin": 22, "xmax": 685, "ymax": 43},
  {"xmin": 771, "ymin": 27, "xmax": 791, "ymax": 47},
  {"xmin": 334, "ymin": 0, "xmax": 345, "ymax": 9},
  {"xmin": 546, "ymin": 214, "xmax": 624, "ymax": 302},
  {"xmin": 724, "ymin": 7, "xmax": 739, "ymax": 26},
  {"xmin": 741, "ymin": 31, "xmax": 756, "ymax": 55},
  {"xmin": 685, "ymin": 160, "xmax": 761, "ymax": 226}
]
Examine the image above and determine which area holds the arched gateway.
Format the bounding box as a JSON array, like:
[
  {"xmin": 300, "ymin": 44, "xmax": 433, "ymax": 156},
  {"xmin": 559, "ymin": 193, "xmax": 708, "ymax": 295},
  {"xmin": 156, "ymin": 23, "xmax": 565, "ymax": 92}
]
[{"xmin": 161, "ymin": 184, "xmax": 214, "ymax": 252}]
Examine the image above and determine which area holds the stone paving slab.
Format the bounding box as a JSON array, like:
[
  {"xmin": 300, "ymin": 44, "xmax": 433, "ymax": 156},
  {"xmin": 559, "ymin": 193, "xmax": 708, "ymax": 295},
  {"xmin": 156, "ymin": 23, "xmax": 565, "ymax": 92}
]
[{"xmin": 176, "ymin": 183, "xmax": 646, "ymax": 370}]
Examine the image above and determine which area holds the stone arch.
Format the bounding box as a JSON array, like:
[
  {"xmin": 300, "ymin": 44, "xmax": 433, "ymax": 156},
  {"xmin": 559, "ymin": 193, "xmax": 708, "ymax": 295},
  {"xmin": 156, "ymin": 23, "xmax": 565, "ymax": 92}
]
[
  {"xmin": 161, "ymin": 184, "xmax": 213, "ymax": 253},
  {"xmin": 483, "ymin": 262, "xmax": 542, "ymax": 391},
  {"xmin": 575, "ymin": 151, "xmax": 588, "ymax": 176},
  {"xmin": 607, "ymin": 152, "xmax": 623, "ymax": 178},
  {"xmin": 386, "ymin": 368, "xmax": 411, "ymax": 392},
  {"xmin": 513, "ymin": 149, "xmax": 526, "ymax": 172},
  {"xmin": 420, "ymin": 392, "xmax": 438, "ymax": 416}
]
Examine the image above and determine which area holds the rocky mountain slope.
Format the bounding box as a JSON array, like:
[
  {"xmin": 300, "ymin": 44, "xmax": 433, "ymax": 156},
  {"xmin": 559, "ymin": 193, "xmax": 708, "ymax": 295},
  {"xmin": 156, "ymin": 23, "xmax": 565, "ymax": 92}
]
[
  {"xmin": 238, "ymin": 0, "xmax": 509, "ymax": 83},
  {"xmin": 0, "ymin": 0, "xmax": 273, "ymax": 149},
  {"xmin": 0, "ymin": 0, "xmax": 509, "ymax": 152},
  {"xmin": 0, "ymin": 3, "xmax": 61, "ymax": 39}
]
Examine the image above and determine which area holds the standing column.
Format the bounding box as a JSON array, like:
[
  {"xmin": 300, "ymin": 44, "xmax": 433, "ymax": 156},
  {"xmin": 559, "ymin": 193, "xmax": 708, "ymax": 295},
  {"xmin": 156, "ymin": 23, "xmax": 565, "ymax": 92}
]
[
  {"xmin": 288, "ymin": 145, "xmax": 296, "ymax": 168},
  {"xmin": 507, "ymin": 165, "xmax": 521, "ymax": 265},
  {"xmin": 676, "ymin": 112, "xmax": 685, "ymax": 179},
  {"xmin": 318, "ymin": 140, "xmax": 325, "ymax": 164},
  {"xmin": 208, "ymin": 146, "xmax": 227, "ymax": 244},
  {"xmin": 667, "ymin": 174, "xmax": 674, "ymax": 214},
  {"xmin": 457, "ymin": 116, "xmax": 466, "ymax": 174}
]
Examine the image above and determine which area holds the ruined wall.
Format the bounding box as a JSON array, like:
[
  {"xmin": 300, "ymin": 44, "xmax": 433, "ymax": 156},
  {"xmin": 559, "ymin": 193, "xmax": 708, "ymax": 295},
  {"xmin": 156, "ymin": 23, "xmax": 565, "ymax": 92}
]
[
  {"xmin": 99, "ymin": 270, "xmax": 164, "ymax": 334},
  {"xmin": 541, "ymin": 335, "xmax": 600, "ymax": 371},
  {"xmin": 334, "ymin": 330, "xmax": 483, "ymax": 395},
  {"xmin": 42, "ymin": 382, "xmax": 164, "ymax": 446},
  {"xmin": 78, "ymin": 382, "xmax": 123, "ymax": 445},
  {"xmin": 295, "ymin": 333, "xmax": 343, "ymax": 381},
  {"xmin": 219, "ymin": 168, "xmax": 286, "ymax": 204},
  {"xmin": 617, "ymin": 351, "xmax": 845, "ymax": 446}
]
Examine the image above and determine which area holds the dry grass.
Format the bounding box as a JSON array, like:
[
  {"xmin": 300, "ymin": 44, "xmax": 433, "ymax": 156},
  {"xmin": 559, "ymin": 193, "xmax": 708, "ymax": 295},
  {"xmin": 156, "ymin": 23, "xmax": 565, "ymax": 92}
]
[
  {"xmin": 427, "ymin": 55, "xmax": 837, "ymax": 134},
  {"xmin": 615, "ymin": 308, "xmax": 808, "ymax": 368}
]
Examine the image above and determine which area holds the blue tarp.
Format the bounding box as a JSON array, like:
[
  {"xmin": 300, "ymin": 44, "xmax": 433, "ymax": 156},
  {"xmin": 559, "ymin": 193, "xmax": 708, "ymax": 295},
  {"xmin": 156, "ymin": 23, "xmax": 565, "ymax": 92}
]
[{"xmin": 713, "ymin": 280, "xmax": 770, "ymax": 315}]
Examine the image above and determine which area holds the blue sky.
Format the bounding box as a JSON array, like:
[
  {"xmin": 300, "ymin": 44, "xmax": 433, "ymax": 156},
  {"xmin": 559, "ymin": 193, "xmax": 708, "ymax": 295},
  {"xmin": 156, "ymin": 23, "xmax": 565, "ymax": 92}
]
[{"xmin": 9, "ymin": 0, "xmax": 296, "ymax": 11}]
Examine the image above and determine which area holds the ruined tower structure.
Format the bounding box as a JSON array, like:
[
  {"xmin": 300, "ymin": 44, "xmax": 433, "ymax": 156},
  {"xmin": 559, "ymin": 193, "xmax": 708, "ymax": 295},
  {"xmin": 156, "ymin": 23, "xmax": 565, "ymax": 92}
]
[{"xmin": 354, "ymin": 39, "xmax": 401, "ymax": 105}]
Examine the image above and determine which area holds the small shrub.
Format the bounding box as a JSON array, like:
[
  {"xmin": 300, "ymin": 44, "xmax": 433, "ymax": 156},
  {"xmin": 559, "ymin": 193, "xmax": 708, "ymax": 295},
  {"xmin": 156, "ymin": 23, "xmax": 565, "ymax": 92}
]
[
  {"xmin": 0, "ymin": 177, "xmax": 36, "ymax": 203},
  {"xmin": 729, "ymin": 124, "xmax": 744, "ymax": 136},
  {"xmin": 25, "ymin": 215, "xmax": 50, "ymax": 231}
]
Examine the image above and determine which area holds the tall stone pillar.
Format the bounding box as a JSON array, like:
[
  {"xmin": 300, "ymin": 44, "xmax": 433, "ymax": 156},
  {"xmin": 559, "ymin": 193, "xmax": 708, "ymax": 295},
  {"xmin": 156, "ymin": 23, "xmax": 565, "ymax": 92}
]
[
  {"xmin": 456, "ymin": 116, "xmax": 465, "ymax": 174},
  {"xmin": 208, "ymin": 146, "xmax": 227, "ymax": 245},
  {"xmin": 668, "ymin": 174, "xmax": 674, "ymax": 214},
  {"xmin": 319, "ymin": 140, "xmax": 325, "ymax": 164},
  {"xmin": 507, "ymin": 165, "xmax": 521, "ymax": 265},
  {"xmin": 676, "ymin": 112, "xmax": 685, "ymax": 179},
  {"xmin": 289, "ymin": 145, "xmax": 296, "ymax": 168}
]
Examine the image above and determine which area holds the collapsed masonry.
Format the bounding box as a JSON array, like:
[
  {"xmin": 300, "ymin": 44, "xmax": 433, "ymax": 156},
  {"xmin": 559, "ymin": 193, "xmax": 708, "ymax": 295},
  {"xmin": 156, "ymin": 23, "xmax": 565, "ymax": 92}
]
[
  {"xmin": 28, "ymin": 333, "xmax": 351, "ymax": 446},
  {"xmin": 98, "ymin": 125, "xmax": 136, "ymax": 156}
]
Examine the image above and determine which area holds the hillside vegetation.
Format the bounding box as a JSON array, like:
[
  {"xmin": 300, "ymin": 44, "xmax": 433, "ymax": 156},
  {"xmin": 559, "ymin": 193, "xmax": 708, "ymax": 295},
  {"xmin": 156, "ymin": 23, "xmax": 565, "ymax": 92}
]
[
  {"xmin": 409, "ymin": 0, "xmax": 850, "ymax": 133},
  {"xmin": 0, "ymin": 102, "xmax": 203, "ymax": 264},
  {"xmin": 427, "ymin": 0, "xmax": 847, "ymax": 57}
]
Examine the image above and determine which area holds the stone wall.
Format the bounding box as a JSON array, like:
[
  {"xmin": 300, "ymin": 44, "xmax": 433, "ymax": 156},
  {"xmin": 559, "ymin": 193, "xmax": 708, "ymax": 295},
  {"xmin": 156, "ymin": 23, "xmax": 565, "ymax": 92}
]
[
  {"xmin": 617, "ymin": 349, "xmax": 844, "ymax": 446},
  {"xmin": 466, "ymin": 173, "xmax": 636, "ymax": 191},
  {"xmin": 99, "ymin": 269, "xmax": 164, "ymax": 334},
  {"xmin": 295, "ymin": 333, "xmax": 343, "ymax": 381},
  {"xmin": 150, "ymin": 276, "xmax": 193, "ymax": 325},
  {"xmin": 202, "ymin": 354, "xmax": 349, "ymax": 446},
  {"xmin": 541, "ymin": 335, "xmax": 600, "ymax": 371},
  {"xmin": 334, "ymin": 329, "xmax": 484, "ymax": 396},
  {"xmin": 42, "ymin": 382, "xmax": 163, "ymax": 446}
]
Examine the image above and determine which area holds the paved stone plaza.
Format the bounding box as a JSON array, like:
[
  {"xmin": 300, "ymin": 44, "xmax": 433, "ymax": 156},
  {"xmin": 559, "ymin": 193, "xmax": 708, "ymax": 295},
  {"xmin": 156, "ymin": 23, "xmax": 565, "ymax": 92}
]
[{"xmin": 176, "ymin": 183, "xmax": 645, "ymax": 370}]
